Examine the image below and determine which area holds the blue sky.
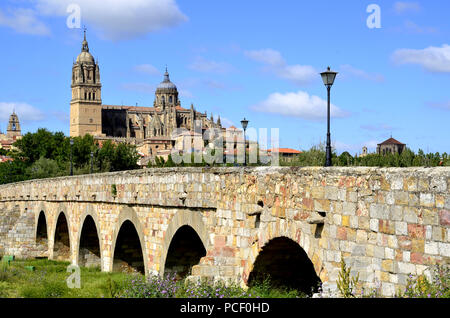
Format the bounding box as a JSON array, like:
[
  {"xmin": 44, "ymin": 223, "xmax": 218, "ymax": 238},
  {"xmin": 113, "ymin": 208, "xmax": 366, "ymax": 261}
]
[{"xmin": 0, "ymin": 0, "xmax": 449, "ymax": 154}]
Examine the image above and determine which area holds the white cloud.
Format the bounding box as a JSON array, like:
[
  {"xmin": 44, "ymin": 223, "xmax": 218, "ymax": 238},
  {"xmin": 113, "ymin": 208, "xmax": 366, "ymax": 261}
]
[
  {"xmin": 401, "ymin": 20, "xmax": 437, "ymax": 34},
  {"xmin": 244, "ymin": 49, "xmax": 317, "ymax": 85},
  {"xmin": 35, "ymin": 0, "xmax": 188, "ymax": 40},
  {"xmin": 133, "ymin": 64, "xmax": 161, "ymax": 76},
  {"xmin": 392, "ymin": 44, "xmax": 450, "ymax": 73},
  {"xmin": 281, "ymin": 65, "xmax": 317, "ymax": 84},
  {"xmin": 251, "ymin": 90, "xmax": 349, "ymax": 121},
  {"xmin": 0, "ymin": 8, "xmax": 50, "ymax": 36},
  {"xmin": 393, "ymin": 1, "xmax": 421, "ymax": 14},
  {"xmin": 427, "ymin": 101, "xmax": 450, "ymax": 111},
  {"xmin": 188, "ymin": 57, "xmax": 234, "ymax": 74},
  {"xmin": 244, "ymin": 49, "xmax": 284, "ymax": 66},
  {"xmin": 340, "ymin": 64, "xmax": 385, "ymax": 83},
  {"xmin": 0, "ymin": 102, "xmax": 45, "ymax": 122}
]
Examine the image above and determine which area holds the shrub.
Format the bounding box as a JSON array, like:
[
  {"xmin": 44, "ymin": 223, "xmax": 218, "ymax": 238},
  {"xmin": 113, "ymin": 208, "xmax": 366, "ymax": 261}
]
[
  {"xmin": 399, "ymin": 265, "xmax": 449, "ymax": 298},
  {"xmin": 337, "ymin": 257, "xmax": 359, "ymax": 298},
  {"xmin": 120, "ymin": 273, "xmax": 181, "ymax": 298}
]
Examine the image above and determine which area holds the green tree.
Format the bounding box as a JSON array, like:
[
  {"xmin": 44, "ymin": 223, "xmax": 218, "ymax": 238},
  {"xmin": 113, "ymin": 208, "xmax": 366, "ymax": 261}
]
[
  {"xmin": 13, "ymin": 129, "xmax": 66, "ymax": 164},
  {"xmin": 27, "ymin": 157, "xmax": 61, "ymax": 179}
]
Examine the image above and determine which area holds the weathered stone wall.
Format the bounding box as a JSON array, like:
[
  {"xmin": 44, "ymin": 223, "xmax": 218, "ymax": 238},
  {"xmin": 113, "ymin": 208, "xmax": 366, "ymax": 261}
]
[{"xmin": 0, "ymin": 166, "xmax": 449, "ymax": 297}]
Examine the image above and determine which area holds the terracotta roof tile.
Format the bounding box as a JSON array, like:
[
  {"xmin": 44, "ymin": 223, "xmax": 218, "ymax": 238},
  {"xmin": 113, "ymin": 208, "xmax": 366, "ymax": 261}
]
[
  {"xmin": 378, "ymin": 137, "xmax": 405, "ymax": 146},
  {"xmin": 268, "ymin": 148, "xmax": 302, "ymax": 154}
]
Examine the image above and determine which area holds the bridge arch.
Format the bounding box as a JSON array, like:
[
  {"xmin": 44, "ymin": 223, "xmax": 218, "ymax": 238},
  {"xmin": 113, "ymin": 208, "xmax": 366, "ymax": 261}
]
[
  {"xmin": 111, "ymin": 206, "xmax": 147, "ymax": 275},
  {"xmin": 34, "ymin": 206, "xmax": 49, "ymax": 258},
  {"xmin": 77, "ymin": 208, "xmax": 102, "ymax": 269},
  {"xmin": 51, "ymin": 206, "xmax": 72, "ymax": 262},
  {"xmin": 243, "ymin": 220, "xmax": 323, "ymax": 295},
  {"xmin": 159, "ymin": 210, "xmax": 209, "ymax": 278}
]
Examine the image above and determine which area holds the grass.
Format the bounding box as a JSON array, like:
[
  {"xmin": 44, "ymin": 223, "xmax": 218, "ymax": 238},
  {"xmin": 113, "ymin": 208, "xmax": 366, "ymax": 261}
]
[
  {"xmin": 0, "ymin": 258, "xmax": 304, "ymax": 298},
  {"xmin": 0, "ymin": 258, "xmax": 130, "ymax": 298}
]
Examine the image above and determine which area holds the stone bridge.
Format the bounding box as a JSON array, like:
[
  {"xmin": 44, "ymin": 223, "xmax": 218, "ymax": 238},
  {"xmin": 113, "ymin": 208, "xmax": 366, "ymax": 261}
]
[{"xmin": 0, "ymin": 167, "xmax": 449, "ymax": 296}]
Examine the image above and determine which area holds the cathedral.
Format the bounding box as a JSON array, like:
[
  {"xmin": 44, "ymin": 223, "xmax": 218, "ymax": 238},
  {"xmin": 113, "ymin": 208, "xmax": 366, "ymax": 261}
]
[{"xmin": 70, "ymin": 31, "xmax": 222, "ymax": 159}]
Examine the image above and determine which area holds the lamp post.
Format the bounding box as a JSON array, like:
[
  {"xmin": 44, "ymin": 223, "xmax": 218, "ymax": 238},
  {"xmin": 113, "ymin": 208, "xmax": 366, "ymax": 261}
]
[
  {"xmin": 320, "ymin": 66, "xmax": 338, "ymax": 167},
  {"xmin": 240, "ymin": 118, "xmax": 249, "ymax": 166},
  {"xmin": 70, "ymin": 138, "xmax": 74, "ymax": 176},
  {"xmin": 90, "ymin": 151, "xmax": 94, "ymax": 174}
]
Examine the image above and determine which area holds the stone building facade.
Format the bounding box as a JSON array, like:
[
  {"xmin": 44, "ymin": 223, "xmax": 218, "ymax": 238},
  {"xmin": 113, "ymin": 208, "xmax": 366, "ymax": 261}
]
[
  {"xmin": 70, "ymin": 31, "xmax": 222, "ymax": 158},
  {"xmin": 377, "ymin": 137, "xmax": 406, "ymax": 155},
  {"xmin": 0, "ymin": 112, "xmax": 22, "ymax": 151}
]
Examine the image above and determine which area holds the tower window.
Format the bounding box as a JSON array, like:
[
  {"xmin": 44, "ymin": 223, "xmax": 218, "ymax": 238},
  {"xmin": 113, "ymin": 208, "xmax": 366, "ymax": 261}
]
[
  {"xmin": 169, "ymin": 96, "xmax": 173, "ymax": 103},
  {"xmin": 93, "ymin": 92, "xmax": 95, "ymax": 100},
  {"xmin": 84, "ymin": 92, "xmax": 87, "ymax": 100},
  {"xmin": 89, "ymin": 92, "xmax": 91, "ymax": 100}
]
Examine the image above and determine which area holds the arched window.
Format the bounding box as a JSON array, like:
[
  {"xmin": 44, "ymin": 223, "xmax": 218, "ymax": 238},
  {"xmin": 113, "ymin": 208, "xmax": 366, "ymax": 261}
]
[
  {"xmin": 88, "ymin": 92, "xmax": 91, "ymax": 100},
  {"xmin": 169, "ymin": 96, "xmax": 173, "ymax": 104},
  {"xmin": 93, "ymin": 92, "xmax": 95, "ymax": 100},
  {"xmin": 84, "ymin": 92, "xmax": 87, "ymax": 100},
  {"xmin": 162, "ymin": 96, "xmax": 165, "ymax": 103}
]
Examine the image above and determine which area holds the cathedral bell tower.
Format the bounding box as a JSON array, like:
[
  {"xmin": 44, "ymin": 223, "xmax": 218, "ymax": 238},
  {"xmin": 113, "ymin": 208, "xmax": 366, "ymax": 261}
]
[
  {"xmin": 6, "ymin": 111, "xmax": 21, "ymax": 139},
  {"xmin": 70, "ymin": 29, "xmax": 102, "ymax": 137}
]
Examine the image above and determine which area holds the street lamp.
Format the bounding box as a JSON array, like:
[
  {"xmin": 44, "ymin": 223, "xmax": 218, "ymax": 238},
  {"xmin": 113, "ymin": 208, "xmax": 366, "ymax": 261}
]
[
  {"xmin": 90, "ymin": 151, "xmax": 94, "ymax": 174},
  {"xmin": 69, "ymin": 138, "xmax": 74, "ymax": 176},
  {"xmin": 320, "ymin": 66, "xmax": 338, "ymax": 167},
  {"xmin": 240, "ymin": 118, "xmax": 249, "ymax": 166}
]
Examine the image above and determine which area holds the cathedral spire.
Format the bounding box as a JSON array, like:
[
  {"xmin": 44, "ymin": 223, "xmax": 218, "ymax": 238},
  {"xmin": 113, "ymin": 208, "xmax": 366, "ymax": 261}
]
[
  {"xmin": 81, "ymin": 26, "xmax": 89, "ymax": 52},
  {"xmin": 163, "ymin": 66, "xmax": 170, "ymax": 82}
]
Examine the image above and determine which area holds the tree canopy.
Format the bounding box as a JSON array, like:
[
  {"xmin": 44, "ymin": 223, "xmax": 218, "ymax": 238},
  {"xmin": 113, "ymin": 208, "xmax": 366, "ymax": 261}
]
[{"xmin": 0, "ymin": 129, "xmax": 140, "ymax": 184}]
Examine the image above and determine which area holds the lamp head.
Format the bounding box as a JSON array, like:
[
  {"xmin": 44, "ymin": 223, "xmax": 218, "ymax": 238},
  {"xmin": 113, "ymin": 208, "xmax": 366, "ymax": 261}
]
[
  {"xmin": 240, "ymin": 118, "xmax": 249, "ymax": 130},
  {"xmin": 320, "ymin": 66, "xmax": 338, "ymax": 87}
]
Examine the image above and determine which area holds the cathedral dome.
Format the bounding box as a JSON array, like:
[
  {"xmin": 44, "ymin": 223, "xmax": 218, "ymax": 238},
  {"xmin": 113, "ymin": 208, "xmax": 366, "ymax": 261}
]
[
  {"xmin": 76, "ymin": 51, "xmax": 95, "ymax": 64},
  {"xmin": 156, "ymin": 69, "xmax": 177, "ymax": 91},
  {"xmin": 76, "ymin": 30, "xmax": 95, "ymax": 65}
]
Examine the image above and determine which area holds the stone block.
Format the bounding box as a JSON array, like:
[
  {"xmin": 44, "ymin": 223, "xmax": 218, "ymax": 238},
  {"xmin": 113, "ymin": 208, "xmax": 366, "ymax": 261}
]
[
  {"xmin": 395, "ymin": 221, "xmax": 408, "ymax": 236},
  {"xmin": 342, "ymin": 202, "xmax": 356, "ymax": 216},
  {"xmin": 408, "ymin": 224, "xmax": 425, "ymax": 239},
  {"xmin": 438, "ymin": 242, "xmax": 450, "ymax": 257},
  {"xmin": 381, "ymin": 259, "xmax": 394, "ymax": 272},
  {"xmin": 370, "ymin": 204, "xmax": 390, "ymax": 220},
  {"xmin": 411, "ymin": 239, "xmax": 425, "ymax": 253},
  {"xmin": 370, "ymin": 219, "xmax": 379, "ymax": 232},
  {"xmin": 390, "ymin": 205, "xmax": 403, "ymax": 221},
  {"xmin": 397, "ymin": 262, "xmax": 416, "ymax": 275},
  {"xmin": 342, "ymin": 215, "xmax": 350, "ymax": 227},
  {"xmin": 403, "ymin": 207, "xmax": 418, "ymax": 224},
  {"xmin": 385, "ymin": 247, "xmax": 394, "ymax": 260},
  {"xmin": 394, "ymin": 191, "xmax": 409, "ymax": 206},
  {"xmin": 352, "ymin": 244, "xmax": 366, "ymax": 256},
  {"xmin": 403, "ymin": 177, "xmax": 418, "ymax": 191},
  {"xmin": 430, "ymin": 177, "xmax": 447, "ymax": 192},
  {"xmin": 439, "ymin": 210, "xmax": 450, "ymax": 227},
  {"xmin": 337, "ymin": 227, "xmax": 347, "ymax": 240},
  {"xmin": 420, "ymin": 193, "xmax": 435, "ymax": 208},
  {"xmin": 424, "ymin": 242, "xmax": 438, "ymax": 255}
]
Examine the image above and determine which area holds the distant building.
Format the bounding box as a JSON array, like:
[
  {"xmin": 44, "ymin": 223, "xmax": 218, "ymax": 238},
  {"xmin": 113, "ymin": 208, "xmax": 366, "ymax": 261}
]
[
  {"xmin": 0, "ymin": 111, "xmax": 22, "ymax": 151},
  {"xmin": 268, "ymin": 148, "xmax": 302, "ymax": 162},
  {"xmin": 360, "ymin": 146, "xmax": 368, "ymax": 157},
  {"xmin": 376, "ymin": 137, "xmax": 406, "ymax": 155}
]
